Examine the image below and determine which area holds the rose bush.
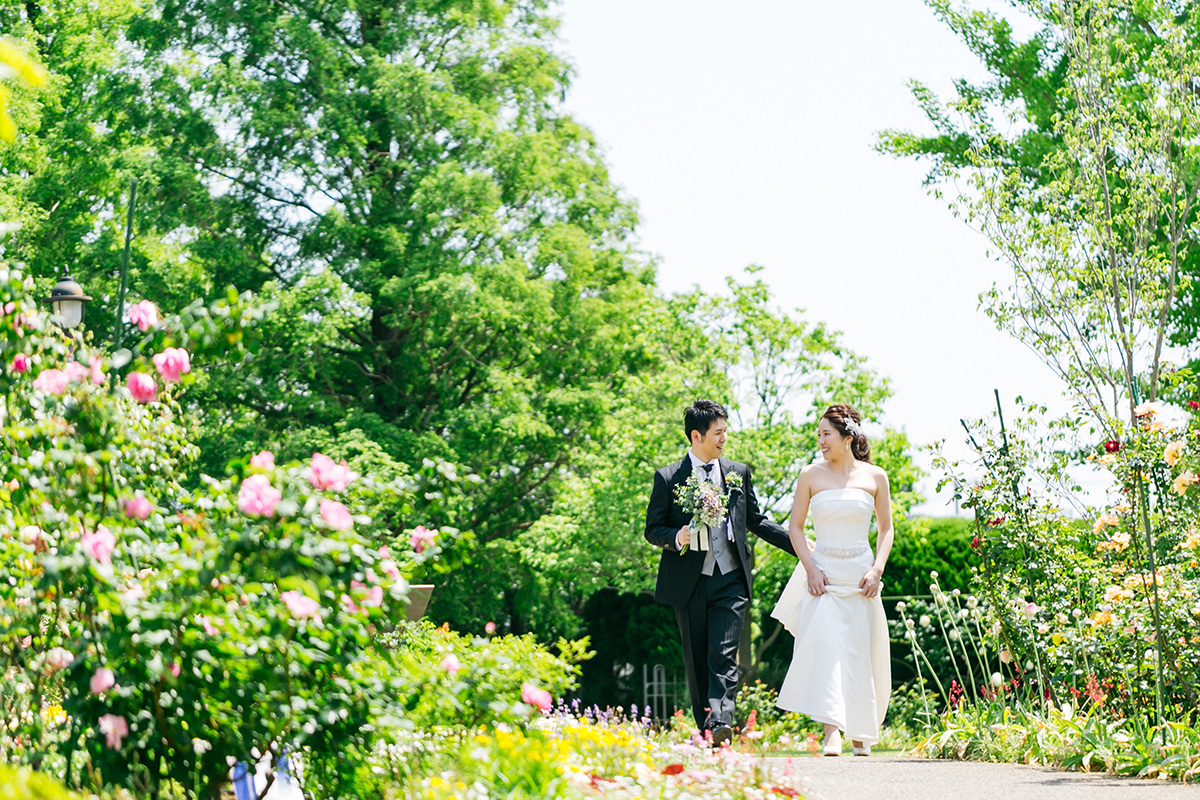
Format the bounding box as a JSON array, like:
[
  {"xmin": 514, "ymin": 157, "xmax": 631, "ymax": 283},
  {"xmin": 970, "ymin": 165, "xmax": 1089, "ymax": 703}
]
[
  {"xmin": 935, "ymin": 399, "xmax": 1200, "ymax": 721},
  {"xmin": 0, "ymin": 265, "xmax": 445, "ymax": 798}
]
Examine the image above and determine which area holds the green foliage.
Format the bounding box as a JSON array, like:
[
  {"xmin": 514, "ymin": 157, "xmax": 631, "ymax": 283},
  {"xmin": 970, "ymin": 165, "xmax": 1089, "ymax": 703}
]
[
  {"xmin": 0, "ymin": 764, "xmax": 78, "ymax": 800},
  {"xmin": 912, "ymin": 702, "xmax": 1200, "ymax": 781},
  {"xmin": 376, "ymin": 620, "xmax": 587, "ymax": 731},
  {"xmin": 886, "ymin": 516, "xmax": 977, "ymax": 597}
]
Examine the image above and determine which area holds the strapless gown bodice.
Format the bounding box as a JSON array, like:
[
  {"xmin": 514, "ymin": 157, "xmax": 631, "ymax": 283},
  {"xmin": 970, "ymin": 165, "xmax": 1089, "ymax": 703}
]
[{"xmin": 809, "ymin": 488, "xmax": 874, "ymax": 561}]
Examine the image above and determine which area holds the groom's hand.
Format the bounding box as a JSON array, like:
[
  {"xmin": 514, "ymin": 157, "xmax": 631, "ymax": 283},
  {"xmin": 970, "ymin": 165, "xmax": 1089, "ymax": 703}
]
[{"xmin": 675, "ymin": 525, "xmax": 691, "ymax": 551}]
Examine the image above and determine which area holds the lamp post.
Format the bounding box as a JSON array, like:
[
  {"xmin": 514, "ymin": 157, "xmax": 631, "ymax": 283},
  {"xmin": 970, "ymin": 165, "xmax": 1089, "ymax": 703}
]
[{"xmin": 43, "ymin": 269, "xmax": 92, "ymax": 329}]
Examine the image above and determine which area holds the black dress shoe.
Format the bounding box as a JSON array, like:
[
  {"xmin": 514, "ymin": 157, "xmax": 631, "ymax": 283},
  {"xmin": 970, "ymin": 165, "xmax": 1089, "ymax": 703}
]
[{"xmin": 710, "ymin": 724, "xmax": 733, "ymax": 748}]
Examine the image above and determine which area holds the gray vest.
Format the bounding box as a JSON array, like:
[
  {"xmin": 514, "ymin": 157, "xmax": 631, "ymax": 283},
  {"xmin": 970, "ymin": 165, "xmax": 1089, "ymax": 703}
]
[{"xmin": 700, "ymin": 464, "xmax": 740, "ymax": 576}]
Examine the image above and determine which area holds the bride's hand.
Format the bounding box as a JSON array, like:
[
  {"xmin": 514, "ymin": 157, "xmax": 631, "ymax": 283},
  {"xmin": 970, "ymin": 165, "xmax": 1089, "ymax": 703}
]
[
  {"xmin": 859, "ymin": 567, "xmax": 883, "ymax": 598},
  {"xmin": 806, "ymin": 568, "xmax": 828, "ymax": 596}
]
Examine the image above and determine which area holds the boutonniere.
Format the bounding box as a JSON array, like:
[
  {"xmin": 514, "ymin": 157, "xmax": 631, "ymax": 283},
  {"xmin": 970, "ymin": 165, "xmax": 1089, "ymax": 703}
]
[{"xmin": 725, "ymin": 471, "xmax": 744, "ymax": 495}]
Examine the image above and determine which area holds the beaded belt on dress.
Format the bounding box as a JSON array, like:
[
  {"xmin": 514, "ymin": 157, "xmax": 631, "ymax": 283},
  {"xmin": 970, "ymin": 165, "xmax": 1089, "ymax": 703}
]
[{"xmin": 815, "ymin": 544, "xmax": 870, "ymax": 558}]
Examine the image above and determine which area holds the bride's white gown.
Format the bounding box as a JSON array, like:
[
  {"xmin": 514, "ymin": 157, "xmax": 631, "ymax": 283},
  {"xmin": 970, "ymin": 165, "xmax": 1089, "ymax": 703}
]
[{"xmin": 771, "ymin": 488, "xmax": 891, "ymax": 744}]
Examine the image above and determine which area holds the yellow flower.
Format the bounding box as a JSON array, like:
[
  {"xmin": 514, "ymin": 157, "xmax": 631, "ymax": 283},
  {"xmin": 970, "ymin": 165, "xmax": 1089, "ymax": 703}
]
[
  {"xmin": 1165, "ymin": 440, "xmax": 1186, "ymax": 466},
  {"xmin": 1104, "ymin": 585, "xmax": 1133, "ymax": 602},
  {"xmin": 1114, "ymin": 503, "xmax": 1132, "ymax": 514},
  {"xmin": 1099, "ymin": 454, "xmax": 1116, "ymax": 467},
  {"xmin": 1092, "ymin": 513, "xmax": 1119, "ymax": 535},
  {"xmin": 1096, "ymin": 531, "xmax": 1130, "ymax": 553},
  {"xmin": 1148, "ymin": 420, "xmax": 1167, "ymax": 434},
  {"xmin": 1173, "ymin": 471, "xmax": 1196, "ymax": 495},
  {"xmin": 1181, "ymin": 529, "xmax": 1200, "ymax": 551}
]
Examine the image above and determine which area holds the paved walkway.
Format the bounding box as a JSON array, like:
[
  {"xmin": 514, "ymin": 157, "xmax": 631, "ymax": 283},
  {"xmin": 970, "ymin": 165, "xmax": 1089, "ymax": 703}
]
[{"xmin": 769, "ymin": 757, "xmax": 1200, "ymax": 800}]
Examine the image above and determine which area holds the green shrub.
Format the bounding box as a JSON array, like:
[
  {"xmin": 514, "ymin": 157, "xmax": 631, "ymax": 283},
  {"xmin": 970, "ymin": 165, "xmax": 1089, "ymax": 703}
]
[
  {"xmin": 886, "ymin": 516, "xmax": 977, "ymax": 596},
  {"xmin": 0, "ymin": 764, "xmax": 78, "ymax": 800}
]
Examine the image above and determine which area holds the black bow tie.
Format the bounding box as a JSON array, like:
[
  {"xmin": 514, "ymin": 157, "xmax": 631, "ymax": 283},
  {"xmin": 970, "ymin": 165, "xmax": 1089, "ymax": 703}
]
[{"xmin": 702, "ymin": 463, "xmax": 715, "ymax": 475}]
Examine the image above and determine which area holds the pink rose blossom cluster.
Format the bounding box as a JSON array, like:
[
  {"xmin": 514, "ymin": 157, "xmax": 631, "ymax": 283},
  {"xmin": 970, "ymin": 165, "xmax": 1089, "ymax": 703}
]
[
  {"xmin": 99, "ymin": 713, "xmax": 129, "ymax": 749},
  {"xmin": 10, "ymin": 352, "xmax": 28, "ymax": 373},
  {"xmin": 44, "ymin": 647, "xmax": 73, "ymax": 673},
  {"xmin": 122, "ymin": 496, "xmax": 153, "ymax": 520},
  {"xmin": 126, "ymin": 372, "xmax": 156, "ymax": 403},
  {"xmin": 30, "ymin": 357, "xmax": 106, "ymax": 395},
  {"xmin": 310, "ymin": 453, "xmax": 355, "ymax": 491},
  {"xmin": 281, "ymin": 590, "xmax": 320, "ymax": 620},
  {"xmin": 152, "ymin": 347, "xmax": 190, "ymax": 382},
  {"xmin": 91, "ymin": 667, "xmax": 116, "ymax": 695},
  {"xmin": 319, "ymin": 498, "xmax": 353, "ymax": 530},
  {"xmin": 410, "ymin": 525, "xmax": 437, "ymax": 553},
  {"xmin": 238, "ymin": 473, "xmax": 281, "ymax": 517},
  {"xmin": 521, "ymin": 682, "xmax": 553, "ymax": 713},
  {"xmin": 249, "ymin": 450, "xmax": 275, "ymax": 471},
  {"xmin": 128, "ymin": 300, "xmax": 159, "ymax": 332},
  {"xmin": 81, "ymin": 526, "xmax": 116, "ymax": 565}
]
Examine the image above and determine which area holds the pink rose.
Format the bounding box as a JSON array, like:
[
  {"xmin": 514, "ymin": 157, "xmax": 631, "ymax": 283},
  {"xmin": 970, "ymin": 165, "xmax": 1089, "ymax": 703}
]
[
  {"xmin": 485, "ymin": 621, "xmax": 497, "ymax": 635},
  {"xmin": 521, "ymin": 682, "xmax": 553, "ymax": 713},
  {"xmin": 249, "ymin": 450, "xmax": 275, "ymax": 471},
  {"xmin": 122, "ymin": 496, "xmax": 153, "ymax": 521},
  {"xmin": 340, "ymin": 593, "xmax": 363, "ymax": 615},
  {"xmin": 309, "ymin": 453, "xmax": 355, "ymax": 491},
  {"xmin": 319, "ymin": 498, "xmax": 353, "ymax": 531},
  {"xmin": 152, "ymin": 347, "xmax": 191, "ymax": 383},
  {"xmin": 10, "ymin": 353, "xmax": 28, "ymax": 373},
  {"xmin": 44, "ymin": 647, "xmax": 73, "ymax": 673},
  {"xmin": 381, "ymin": 559, "xmax": 400, "ymax": 580},
  {"xmin": 281, "ymin": 590, "xmax": 320, "ymax": 619},
  {"xmin": 3, "ymin": 301, "xmax": 13, "ymax": 315},
  {"xmin": 63, "ymin": 361, "xmax": 89, "ymax": 383},
  {"xmin": 410, "ymin": 526, "xmax": 437, "ymax": 554},
  {"xmin": 199, "ymin": 616, "xmax": 217, "ymax": 636},
  {"xmin": 81, "ymin": 525, "xmax": 116, "ymax": 565},
  {"xmin": 126, "ymin": 372, "xmax": 156, "ymax": 403},
  {"xmin": 362, "ymin": 585, "xmax": 383, "ymax": 608},
  {"xmin": 170, "ymin": 662, "xmax": 181, "ymax": 678},
  {"xmin": 128, "ymin": 300, "xmax": 159, "ymax": 332},
  {"xmin": 238, "ymin": 473, "xmax": 281, "ymax": 517},
  {"xmin": 90, "ymin": 667, "xmax": 116, "ymax": 694},
  {"xmin": 89, "ymin": 355, "xmax": 105, "ymax": 385},
  {"xmin": 98, "ymin": 714, "xmax": 129, "ymax": 749},
  {"xmin": 33, "ymin": 368, "xmax": 69, "ymax": 395},
  {"xmin": 440, "ymin": 654, "xmax": 461, "ymax": 674}
]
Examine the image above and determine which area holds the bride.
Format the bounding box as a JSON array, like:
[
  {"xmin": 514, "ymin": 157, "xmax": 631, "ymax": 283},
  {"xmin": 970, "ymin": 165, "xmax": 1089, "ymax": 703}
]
[{"xmin": 772, "ymin": 403, "xmax": 893, "ymax": 756}]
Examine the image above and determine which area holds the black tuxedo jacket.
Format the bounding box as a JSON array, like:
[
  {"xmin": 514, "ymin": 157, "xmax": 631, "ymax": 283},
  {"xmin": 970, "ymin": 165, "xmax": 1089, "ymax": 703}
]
[{"xmin": 644, "ymin": 456, "xmax": 795, "ymax": 608}]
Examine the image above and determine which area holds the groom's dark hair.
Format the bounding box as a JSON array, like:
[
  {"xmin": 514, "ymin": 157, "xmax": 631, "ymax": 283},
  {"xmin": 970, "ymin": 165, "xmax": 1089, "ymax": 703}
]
[{"xmin": 685, "ymin": 399, "xmax": 729, "ymax": 443}]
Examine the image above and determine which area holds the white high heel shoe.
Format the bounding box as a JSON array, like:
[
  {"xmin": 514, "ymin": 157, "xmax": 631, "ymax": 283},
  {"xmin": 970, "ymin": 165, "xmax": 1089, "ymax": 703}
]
[
  {"xmin": 852, "ymin": 743, "xmax": 871, "ymax": 756},
  {"xmin": 822, "ymin": 730, "xmax": 842, "ymax": 756}
]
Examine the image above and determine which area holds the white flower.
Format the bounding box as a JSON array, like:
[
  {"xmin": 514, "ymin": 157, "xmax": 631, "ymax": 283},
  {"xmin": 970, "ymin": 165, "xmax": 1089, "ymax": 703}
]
[
  {"xmin": 990, "ymin": 672, "xmax": 1004, "ymax": 687},
  {"xmin": 192, "ymin": 738, "xmax": 212, "ymax": 755}
]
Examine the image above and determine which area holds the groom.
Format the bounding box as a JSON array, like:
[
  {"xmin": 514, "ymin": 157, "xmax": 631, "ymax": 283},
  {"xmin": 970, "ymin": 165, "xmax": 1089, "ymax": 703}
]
[{"xmin": 644, "ymin": 399, "xmax": 796, "ymax": 746}]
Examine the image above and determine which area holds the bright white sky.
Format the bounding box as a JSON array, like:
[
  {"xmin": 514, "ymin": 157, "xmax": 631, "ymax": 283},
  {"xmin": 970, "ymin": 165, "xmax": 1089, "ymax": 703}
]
[{"xmin": 556, "ymin": 0, "xmax": 1084, "ymax": 514}]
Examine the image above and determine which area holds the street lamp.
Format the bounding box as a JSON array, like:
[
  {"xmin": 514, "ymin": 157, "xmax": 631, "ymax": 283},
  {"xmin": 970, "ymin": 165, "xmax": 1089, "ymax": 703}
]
[{"xmin": 43, "ymin": 270, "xmax": 92, "ymax": 329}]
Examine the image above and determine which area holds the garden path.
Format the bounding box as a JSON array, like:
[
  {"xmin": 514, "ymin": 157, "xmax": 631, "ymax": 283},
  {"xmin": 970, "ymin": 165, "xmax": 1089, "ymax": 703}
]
[{"xmin": 767, "ymin": 757, "xmax": 1200, "ymax": 800}]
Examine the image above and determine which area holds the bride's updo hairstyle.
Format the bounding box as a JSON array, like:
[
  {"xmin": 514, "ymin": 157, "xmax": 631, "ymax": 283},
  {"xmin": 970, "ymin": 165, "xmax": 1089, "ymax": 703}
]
[{"xmin": 822, "ymin": 403, "xmax": 871, "ymax": 463}]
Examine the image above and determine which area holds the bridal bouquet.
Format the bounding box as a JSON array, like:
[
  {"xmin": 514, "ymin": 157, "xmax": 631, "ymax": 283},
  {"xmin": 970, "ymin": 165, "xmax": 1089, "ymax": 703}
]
[{"xmin": 673, "ymin": 471, "xmax": 742, "ymax": 554}]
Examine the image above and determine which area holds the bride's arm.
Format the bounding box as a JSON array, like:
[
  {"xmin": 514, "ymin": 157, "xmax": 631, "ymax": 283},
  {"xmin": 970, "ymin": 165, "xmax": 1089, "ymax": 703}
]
[
  {"xmin": 860, "ymin": 469, "xmax": 894, "ymax": 596},
  {"xmin": 790, "ymin": 470, "xmax": 826, "ymax": 595}
]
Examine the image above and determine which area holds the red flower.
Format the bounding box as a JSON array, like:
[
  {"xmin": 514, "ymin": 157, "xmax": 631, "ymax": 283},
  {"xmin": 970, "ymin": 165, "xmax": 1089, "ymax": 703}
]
[
  {"xmin": 1104, "ymin": 440, "xmax": 1121, "ymax": 453},
  {"xmin": 986, "ymin": 516, "xmax": 1006, "ymax": 526},
  {"xmin": 1189, "ymin": 401, "xmax": 1199, "ymax": 410},
  {"xmin": 971, "ymin": 536, "xmax": 982, "ymax": 550},
  {"xmin": 661, "ymin": 764, "xmax": 685, "ymax": 776}
]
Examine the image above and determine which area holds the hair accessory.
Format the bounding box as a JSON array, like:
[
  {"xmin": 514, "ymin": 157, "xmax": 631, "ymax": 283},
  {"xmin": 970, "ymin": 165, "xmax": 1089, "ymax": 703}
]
[{"xmin": 843, "ymin": 417, "xmax": 864, "ymax": 438}]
